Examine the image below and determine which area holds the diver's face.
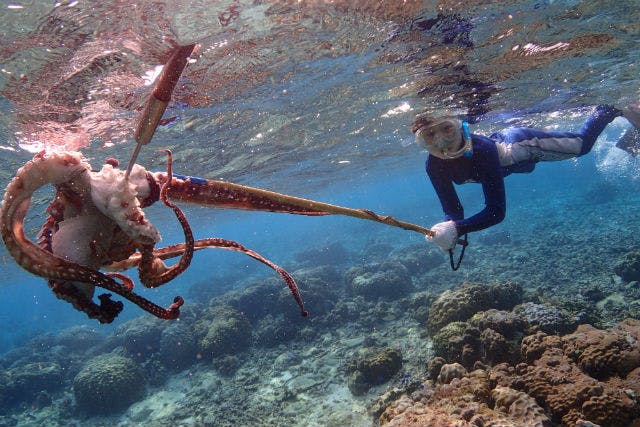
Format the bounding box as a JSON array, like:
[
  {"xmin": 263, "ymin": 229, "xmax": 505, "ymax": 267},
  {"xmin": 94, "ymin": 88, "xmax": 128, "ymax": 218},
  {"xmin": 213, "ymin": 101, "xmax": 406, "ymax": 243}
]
[{"xmin": 415, "ymin": 119, "xmax": 463, "ymax": 159}]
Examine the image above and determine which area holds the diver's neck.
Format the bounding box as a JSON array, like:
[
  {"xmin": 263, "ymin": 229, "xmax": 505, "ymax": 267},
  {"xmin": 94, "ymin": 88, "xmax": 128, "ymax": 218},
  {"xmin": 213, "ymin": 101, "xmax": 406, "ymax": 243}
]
[{"xmin": 443, "ymin": 136, "xmax": 466, "ymax": 157}]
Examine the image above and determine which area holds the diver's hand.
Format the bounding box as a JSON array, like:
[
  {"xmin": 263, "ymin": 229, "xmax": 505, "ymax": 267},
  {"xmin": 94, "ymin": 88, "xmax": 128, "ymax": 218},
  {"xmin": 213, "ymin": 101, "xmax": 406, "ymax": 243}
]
[{"xmin": 426, "ymin": 220, "xmax": 458, "ymax": 251}]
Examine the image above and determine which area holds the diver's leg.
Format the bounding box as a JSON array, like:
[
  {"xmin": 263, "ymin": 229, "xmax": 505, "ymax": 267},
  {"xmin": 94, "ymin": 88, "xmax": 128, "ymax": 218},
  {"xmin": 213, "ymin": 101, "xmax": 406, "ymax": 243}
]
[
  {"xmin": 577, "ymin": 105, "xmax": 622, "ymax": 155},
  {"xmin": 499, "ymin": 105, "xmax": 623, "ymax": 169}
]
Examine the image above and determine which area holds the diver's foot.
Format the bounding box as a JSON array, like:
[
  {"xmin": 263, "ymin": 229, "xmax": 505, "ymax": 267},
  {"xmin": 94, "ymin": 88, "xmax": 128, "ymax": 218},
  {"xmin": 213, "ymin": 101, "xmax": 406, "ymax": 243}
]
[
  {"xmin": 622, "ymin": 103, "xmax": 640, "ymax": 130},
  {"xmin": 616, "ymin": 126, "xmax": 640, "ymax": 157}
]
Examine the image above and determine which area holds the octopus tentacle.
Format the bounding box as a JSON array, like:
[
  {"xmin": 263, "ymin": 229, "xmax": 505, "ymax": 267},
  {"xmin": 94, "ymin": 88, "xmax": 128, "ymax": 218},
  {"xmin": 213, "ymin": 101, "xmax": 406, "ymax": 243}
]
[
  {"xmin": 0, "ymin": 151, "xmax": 183, "ymax": 322},
  {"xmin": 107, "ymin": 237, "xmax": 308, "ymax": 317},
  {"xmin": 49, "ymin": 279, "xmax": 124, "ymax": 323},
  {"xmin": 138, "ymin": 150, "xmax": 195, "ymax": 287}
]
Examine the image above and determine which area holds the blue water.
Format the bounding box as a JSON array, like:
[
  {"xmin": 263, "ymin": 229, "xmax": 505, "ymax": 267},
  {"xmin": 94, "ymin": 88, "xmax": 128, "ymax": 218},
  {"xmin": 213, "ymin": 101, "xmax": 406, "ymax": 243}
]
[
  {"xmin": 0, "ymin": 1, "xmax": 639, "ymax": 426},
  {"xmin": 1, "ymin": 119, "xmax": 636, "ymax": 345}
]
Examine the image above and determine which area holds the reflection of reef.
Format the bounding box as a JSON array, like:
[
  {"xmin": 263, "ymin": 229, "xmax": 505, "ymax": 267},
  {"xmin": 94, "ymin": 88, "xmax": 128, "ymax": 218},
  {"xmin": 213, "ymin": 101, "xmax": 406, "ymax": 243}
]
[{"xmin": 489, "ymin": 34, "xmax": 619, "ymax": 81}]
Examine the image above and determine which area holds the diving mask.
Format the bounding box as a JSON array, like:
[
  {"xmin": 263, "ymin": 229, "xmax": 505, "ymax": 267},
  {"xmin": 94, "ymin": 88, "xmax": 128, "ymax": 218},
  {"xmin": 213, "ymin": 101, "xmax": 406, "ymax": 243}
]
[{"xmin": 415, "ymin": 118, "xmax": 472, "ymax": 159}]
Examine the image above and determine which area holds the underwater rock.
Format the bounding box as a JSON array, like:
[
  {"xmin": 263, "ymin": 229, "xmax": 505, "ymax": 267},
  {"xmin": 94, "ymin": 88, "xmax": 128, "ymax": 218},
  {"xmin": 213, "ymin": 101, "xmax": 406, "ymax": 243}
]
[
  {"xmin": 426, "ymin": 282, "xmax": 523, "ymax": 334},
  {"xmin": 158, "ymin": 322, "xmax": 198, "ymax": 371},
  {"xmin": 345, "ymin": 261, "xmax": 413, "ymax": 300},
  {"xmin": 513, "ymin": 302, "xmax": 577, "ymax": 335},
  {"xmin": 73, "ymin": 353, "xmax": 146, "ymax": 415},
  {"xmin": 614, "ymin": 250, "xmax": 640, "ymax": 282},
  {"xmin": 0, "ymin": 361, "xmax": 64, "ymax": 408},
  {"xmin": 389, "ymin": 244, "xmax": 444, "ymax": 276},
  {"xmin": 347, "ymin": 347, "xmax": 403, "ymax": 395},
  {"xmin": 195, "ymin": 305, "xmax": 252, "ymax": 361},
  {"xmin": 114, "ymin": 315, "xmax": 165, "ymax": 360}
]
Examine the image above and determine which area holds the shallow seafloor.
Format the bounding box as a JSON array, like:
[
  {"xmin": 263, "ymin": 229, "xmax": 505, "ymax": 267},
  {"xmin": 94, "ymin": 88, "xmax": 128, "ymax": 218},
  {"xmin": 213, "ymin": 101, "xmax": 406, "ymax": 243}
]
[{"xmin": 1, "ymin": 156, "xmax": 640, "ymax": 427}]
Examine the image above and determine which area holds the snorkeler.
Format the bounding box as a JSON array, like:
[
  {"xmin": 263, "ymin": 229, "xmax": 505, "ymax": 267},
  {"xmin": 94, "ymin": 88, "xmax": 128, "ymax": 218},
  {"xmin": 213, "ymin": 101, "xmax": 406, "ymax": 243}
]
[{"xmin": 413, "ymin": 104, "xmax": 640, "ymax": 252}]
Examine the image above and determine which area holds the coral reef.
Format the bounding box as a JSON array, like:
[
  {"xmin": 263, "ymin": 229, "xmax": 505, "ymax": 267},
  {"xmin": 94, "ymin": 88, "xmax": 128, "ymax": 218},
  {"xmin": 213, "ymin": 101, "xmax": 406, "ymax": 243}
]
[
  {"xmin": 346, "ymin": 347, "xmax": 403, "ymax": 395},
  {"xmin": 293, "ymin": 241, "xmax": 352, "ymax": 267},
  {"xmin": 379, "ymin": 319, "xmax": 640, "ymax": 427},
  {"xmin": 378, "ymin": 369, "xmax": 551, "ymax": 426},
  {"xmin": 389, "ymin": 244, "xmax": 445, "ymax": 276},
  {"xmin": 222, "ymin": 265, "xmax": 342, "ymax": 322},
  {"xmin": 513, "ymin": 302, "xmax": 577, "ymax": 335},
  {"xmin": 426, "ymin": 282, "xmax": 523, "ymax": 333},
  {"xmin": 73, "ymin": 353, "xmax": 146, "ymax": 414},
  {"xmin": 436, "ymin": 362, "xmax": 467, "ymax": 384},
  {"xmin": 615, "ymin": 249, "xmax": 640, "ymax": 283},
  {"xmin": 345, "ymin": 261, "xmax": 413, "ymax": 300},
  {"xmin": 0, "ymin": 361, "xmax": 63, "ymax": 408},
  {"xmin": 194, "ymin": 305, "xmax": 252, "ymax": 361},
  {"xmin": 114, "ymin": 315, "xmax": 165, "ymax": 360},
  {"xmin": 158, "ymin": 322, "xmax": 198, "ymax": 371}
]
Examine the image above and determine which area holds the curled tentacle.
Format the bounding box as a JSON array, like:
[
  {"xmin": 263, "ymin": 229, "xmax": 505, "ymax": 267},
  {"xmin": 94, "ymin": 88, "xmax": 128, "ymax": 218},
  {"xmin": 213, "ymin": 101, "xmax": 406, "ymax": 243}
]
[
  {"xmin": 0, "ymin": 151, "xmax": 183, "ymax": 322},
  {"xmin": 138, "ymin": 149, "xmax": 194, "ymax": 287}
]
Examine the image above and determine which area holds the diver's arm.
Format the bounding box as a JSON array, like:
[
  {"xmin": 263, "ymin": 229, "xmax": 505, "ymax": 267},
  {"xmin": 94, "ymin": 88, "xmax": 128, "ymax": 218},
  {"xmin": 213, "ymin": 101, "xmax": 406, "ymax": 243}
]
[
  {"xmin": 450, "ymin": 148, "xmax": 506, "ymax": 235},
  {"xmin": 427, "ymin": 163, "xmax": 464, "ymax": 221}
]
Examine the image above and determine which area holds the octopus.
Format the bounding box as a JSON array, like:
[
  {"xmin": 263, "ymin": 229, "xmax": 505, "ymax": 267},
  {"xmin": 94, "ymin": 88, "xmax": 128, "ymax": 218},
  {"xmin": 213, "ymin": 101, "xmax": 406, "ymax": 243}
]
[
  {"xmin": 0, "ymin": 43, "xmax": 433, "ymax": 324},
  {"xmin": 0, "ymin": 149, "xmax": 431, "ymax": 323}
]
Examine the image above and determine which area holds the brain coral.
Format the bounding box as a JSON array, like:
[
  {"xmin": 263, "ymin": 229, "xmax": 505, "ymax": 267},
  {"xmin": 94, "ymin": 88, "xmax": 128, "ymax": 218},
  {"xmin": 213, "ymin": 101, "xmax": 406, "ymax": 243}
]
[
  {"xmin": 378, "ymin": 369, "xmax": 550, "ymax": 427},
  {"xmin": 195, "ymin": 305, "xmax": 252, "ymax": 360},
  {"xmin": 73, "ymin": 353, "xmax": 146, "ymax": 414},
  {"xmin": 497, "ymin": 319, "xmax": 640, "ymax": 427},
  {"xmin": 379, "ymin": 319, "xmax": 640, "ymax": 427},
  {"xmin": 427, "ymin": 282, "xmax": 522, "ymax": 334}
]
